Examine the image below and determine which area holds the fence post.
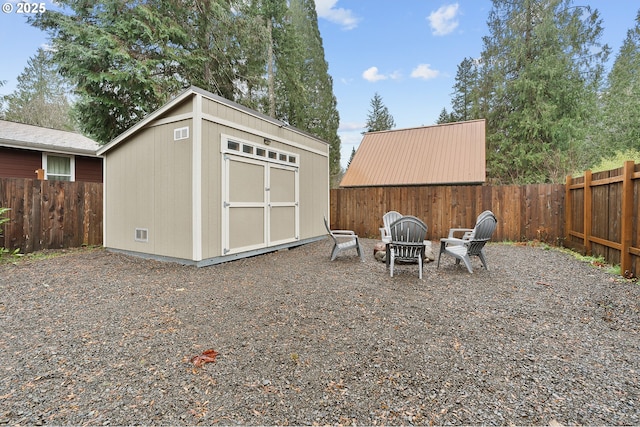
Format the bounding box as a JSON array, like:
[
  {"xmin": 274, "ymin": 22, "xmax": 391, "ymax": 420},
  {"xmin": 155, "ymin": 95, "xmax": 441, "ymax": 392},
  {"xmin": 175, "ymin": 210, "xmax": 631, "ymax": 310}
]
[
  {"xmin": 583, "ymin": 169, "xmax": 592, "ymax": 255},
  {"xmin": 565, "ymin": 175, "xmax": 572, "ymax": 246},
  {"xmin": 620, "ymin": 160, "xmax": 634, "ymax": 276}
]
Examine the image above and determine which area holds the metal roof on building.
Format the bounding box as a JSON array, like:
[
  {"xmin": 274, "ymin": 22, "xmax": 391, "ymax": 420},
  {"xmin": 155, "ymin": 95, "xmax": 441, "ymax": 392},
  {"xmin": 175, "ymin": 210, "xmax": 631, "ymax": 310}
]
[
  {"xmin": 0, "ymin": 119, "xmax": 100, "ymax": 156},
  {"xmin": 339, "ymin": 119, "xmax": 486, "ymax": 187}
]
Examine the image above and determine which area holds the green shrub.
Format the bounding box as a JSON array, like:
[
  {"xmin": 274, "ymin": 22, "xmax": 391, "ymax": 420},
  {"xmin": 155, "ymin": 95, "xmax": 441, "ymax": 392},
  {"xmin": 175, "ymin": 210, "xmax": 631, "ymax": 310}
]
[
  {"xmin": 574, "ymin": 149, "xmax": 640, "ymax": 176},
  {"xmin": 0, "ymin": 207, "xmax": 20, "ymax": 260}
]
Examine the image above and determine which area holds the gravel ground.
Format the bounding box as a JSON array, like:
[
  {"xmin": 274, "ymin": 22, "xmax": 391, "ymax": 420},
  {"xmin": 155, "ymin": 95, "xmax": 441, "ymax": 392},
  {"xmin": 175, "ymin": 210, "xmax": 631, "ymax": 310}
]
[{"xmin": 1, "ymin": 238, "xmax": 639, "ymax": 426}]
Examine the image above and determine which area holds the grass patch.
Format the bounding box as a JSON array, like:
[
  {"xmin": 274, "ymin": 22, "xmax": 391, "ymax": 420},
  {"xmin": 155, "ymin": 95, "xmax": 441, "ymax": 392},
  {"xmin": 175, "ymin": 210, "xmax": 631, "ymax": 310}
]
[
  {"xmin": 507, "ymin": 240, "xmax": 636, "ymax": 281},
  {"xmin": 0, "ymin": 246, "xmax": 103, "ymax": 266}
]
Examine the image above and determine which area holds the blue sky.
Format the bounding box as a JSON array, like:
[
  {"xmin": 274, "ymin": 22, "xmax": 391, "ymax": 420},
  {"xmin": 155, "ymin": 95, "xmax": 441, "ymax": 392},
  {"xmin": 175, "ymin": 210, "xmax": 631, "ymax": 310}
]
[{"xmin": 1, "ymin": 1, "xmax": 637, "ymax": 168}]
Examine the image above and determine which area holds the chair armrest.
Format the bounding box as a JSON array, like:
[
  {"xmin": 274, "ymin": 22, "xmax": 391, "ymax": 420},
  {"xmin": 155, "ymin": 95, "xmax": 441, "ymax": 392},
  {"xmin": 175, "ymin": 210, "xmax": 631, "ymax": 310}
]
[
  {"xmin": 448, "ymin": 228, "xmax": 474, "ymax": 239},
  {"xmin": 331, "ymin": 230, "xmax": 356, "ymax": 236},
  {"xmin": 441, "ymin": 237, "xmax": 466, "ymax": 246}
]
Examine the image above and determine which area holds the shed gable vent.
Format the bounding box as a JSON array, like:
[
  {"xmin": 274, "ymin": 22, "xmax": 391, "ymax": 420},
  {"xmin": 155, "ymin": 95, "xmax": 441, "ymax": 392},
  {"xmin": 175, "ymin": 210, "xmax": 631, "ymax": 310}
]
[
  {"xmin": 135, "ymin": 228, "xmax": 149, "ymax": 242},
  {"xmin": 174, "ymin": 126, "xmax": 189, "ymax": 141}
]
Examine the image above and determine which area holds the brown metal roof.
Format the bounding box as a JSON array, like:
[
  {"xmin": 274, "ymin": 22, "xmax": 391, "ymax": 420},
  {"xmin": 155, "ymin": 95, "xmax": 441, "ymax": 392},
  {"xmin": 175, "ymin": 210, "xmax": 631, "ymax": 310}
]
[{"xmin": 339, "ymin": 119, "xmax": 486, "ymax": 187}]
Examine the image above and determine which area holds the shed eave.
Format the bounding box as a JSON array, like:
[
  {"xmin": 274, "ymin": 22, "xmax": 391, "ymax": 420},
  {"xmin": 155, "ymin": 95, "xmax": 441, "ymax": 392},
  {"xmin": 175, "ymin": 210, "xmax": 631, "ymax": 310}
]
[
  {"xmin": 96, "ymin": 88, "xmax": 195, "ymax": 156},
  {"xmin": 97, "ymin": 86, "xmax": 330, "ymax": 157}
]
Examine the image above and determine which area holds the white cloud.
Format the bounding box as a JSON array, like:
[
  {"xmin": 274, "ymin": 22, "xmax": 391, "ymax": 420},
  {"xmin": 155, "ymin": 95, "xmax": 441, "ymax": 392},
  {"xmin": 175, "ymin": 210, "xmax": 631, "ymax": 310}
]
[
  {"xmin": 362, "ymin": 66, "xmax": 387, "ymax": 82},
  {"xmin": 428, "ymin": 3, "xmax": 460, "ymax": 36},
  {"xmin": 315, "ymin": 0, "xmax": 360, "ymax": 30},
  {"xmin": 362, "ymin": 67, "xmax": 402, "ymax": 82},
  {"xmin": 411, "ymin": 64, "xmax": 440, "ymax": 80}
]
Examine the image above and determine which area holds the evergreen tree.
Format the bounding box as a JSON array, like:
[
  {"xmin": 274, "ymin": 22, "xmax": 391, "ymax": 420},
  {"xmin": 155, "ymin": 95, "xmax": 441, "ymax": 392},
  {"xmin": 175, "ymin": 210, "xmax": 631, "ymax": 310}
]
[
  {"xmin": 284, "ymin": 0, "xmax": 342, "ymax": 185},
  {"xmin": 0, "ymin": 80, "xmax": 6, "ymax": 117},
  {"xmin": 31, "ymin": 0, "xmax": 342, "ymax": 182},
  {"xmin": 479, "ymin": 0, "xmax": 609, "ymax": 183},
  {"xmin": 31, "ymin": 1, "xmax": 187, "ymax": 143},
  {"xmin": 436, "ymin": 107, "xmax": 456, "ymax": 124},
  {"xmin": 31, "ymin": 0, "xmax": 259, "ymax": 143},
  {"xmin": 364, "ymin": 93, "xmax": 395, "ymax": 133},
  {"xmin": 449, "ymin": 57, "xmax": 479, "ymax": 122},
  {"xmin": 3, "ymin": 48, "xmax": 73, "ymax": 130},
  {"xmin": 601, "ymin": 9, "xmax": 640, "ymax": 154},
  {"xmin": 347, "ymin": 146, "xmax": 356, "ymax": 168}
]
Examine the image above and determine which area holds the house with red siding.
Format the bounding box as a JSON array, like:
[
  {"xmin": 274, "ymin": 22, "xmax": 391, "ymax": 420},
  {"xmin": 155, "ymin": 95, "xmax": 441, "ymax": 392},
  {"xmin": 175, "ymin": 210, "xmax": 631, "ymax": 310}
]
[{"xmin": 0, "ymin": 119, "xmax": 102, "ymax": 182}]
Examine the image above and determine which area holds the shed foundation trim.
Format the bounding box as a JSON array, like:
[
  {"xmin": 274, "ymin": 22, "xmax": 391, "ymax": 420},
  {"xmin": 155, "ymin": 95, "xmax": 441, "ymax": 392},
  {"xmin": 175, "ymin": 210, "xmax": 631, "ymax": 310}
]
[{"xmin": 104, "ymin": 236, "xmax": 326, "ymax": 268}]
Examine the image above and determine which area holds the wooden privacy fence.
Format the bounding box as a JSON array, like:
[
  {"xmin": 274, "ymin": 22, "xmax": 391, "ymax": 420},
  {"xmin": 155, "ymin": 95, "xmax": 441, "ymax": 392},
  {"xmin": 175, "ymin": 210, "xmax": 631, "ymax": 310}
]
[
  {"xmin": 565, "ymin": 160, "xmax": 640, "ymax": 278},
  {"xmin": 330, "ymin": 184, "xmax": 565, "ymax": 244},
  {"xmin": 1, "ymin": 163, "xmax": 637, "ymax": 278},
  {"xmin": 0, "ymin": 178, "xmax": 103, "ymax": 253}
]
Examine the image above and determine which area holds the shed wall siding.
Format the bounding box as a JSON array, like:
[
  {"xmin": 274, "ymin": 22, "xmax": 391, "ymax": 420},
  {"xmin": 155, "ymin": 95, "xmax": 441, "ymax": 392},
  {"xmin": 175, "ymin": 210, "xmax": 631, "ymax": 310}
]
[
  {"xmin": 105, "ymin": 120, "xmax": 193, "ymax": 259},
  {"xmin": 200, "ymin": 119, "xmax": 222, "ymax": 259},
  {"xmin": 299, "ymin": 147, "xmax": 330, "ymax": 238},
  {"xmin": 199, "ymin": 100, "xmax": 330, "ymax": 259}
]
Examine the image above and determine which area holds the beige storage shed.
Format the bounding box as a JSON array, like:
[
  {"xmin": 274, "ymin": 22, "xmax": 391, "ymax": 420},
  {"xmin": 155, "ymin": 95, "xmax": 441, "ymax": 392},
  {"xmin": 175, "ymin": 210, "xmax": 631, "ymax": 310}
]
[{"xmin": 97, "ymin": 86, "xmax": 330, "ymax": 266}]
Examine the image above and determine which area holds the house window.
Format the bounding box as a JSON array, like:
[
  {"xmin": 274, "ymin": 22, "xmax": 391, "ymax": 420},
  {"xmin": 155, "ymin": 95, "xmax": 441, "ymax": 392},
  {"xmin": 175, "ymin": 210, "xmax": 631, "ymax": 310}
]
[{"xmin": 43, "ymin": 154, "xmax": 74, "ymax": 181}]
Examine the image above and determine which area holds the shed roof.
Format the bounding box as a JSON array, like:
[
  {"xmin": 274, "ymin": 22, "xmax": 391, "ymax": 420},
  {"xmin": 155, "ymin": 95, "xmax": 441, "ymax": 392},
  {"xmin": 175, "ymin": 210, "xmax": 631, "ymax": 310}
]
[
  {"xmin": 339, "ymin": 119, "xmax": 486, "ymax": 187},
  {"xmin": 97, "ymin": 86, "xmax": 328, "ymax": 156},
  {"xmin": 0, "ymin": 119, "xmax": 100, "ymax": 157}
]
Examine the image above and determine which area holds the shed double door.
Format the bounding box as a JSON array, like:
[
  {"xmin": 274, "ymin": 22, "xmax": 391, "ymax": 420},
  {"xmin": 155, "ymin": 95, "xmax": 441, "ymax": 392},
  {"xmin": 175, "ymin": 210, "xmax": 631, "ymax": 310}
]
[{"xmin": 222, "ymin": 155, "xmax": 299, "ymax": 255}]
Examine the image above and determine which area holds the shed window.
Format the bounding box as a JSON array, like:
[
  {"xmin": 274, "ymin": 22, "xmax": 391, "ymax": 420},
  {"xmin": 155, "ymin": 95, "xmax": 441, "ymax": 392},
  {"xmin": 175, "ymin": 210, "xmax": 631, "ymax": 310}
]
[
  {"xmin": 221, "ymin": 135, "xmax": 298, "ymax": 166},
  {"xmin": 44, "ymin": 154, "xmax": 73, "ymax": 181}
]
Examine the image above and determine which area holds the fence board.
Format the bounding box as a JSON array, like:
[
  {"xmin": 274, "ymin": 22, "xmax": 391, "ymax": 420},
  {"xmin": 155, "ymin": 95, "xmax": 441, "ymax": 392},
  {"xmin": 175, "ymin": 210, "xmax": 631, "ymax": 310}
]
[{"xmin": 0, "ymin": 178, "xmax": 103, "ymax": 253}]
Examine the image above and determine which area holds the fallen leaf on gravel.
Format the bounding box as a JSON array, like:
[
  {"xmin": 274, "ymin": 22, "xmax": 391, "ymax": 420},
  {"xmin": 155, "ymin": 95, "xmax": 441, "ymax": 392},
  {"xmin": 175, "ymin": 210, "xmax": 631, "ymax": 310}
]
[{"xmin": 190, "ymin": 349, "xmax": 219, "ymax": 367}]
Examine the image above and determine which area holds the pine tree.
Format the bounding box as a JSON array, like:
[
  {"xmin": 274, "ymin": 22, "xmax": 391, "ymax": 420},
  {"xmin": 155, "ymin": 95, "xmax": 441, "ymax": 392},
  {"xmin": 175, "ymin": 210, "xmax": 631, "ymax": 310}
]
[
  {"xmin": 3, "ymin": 48, "xmax": 73, "ymax": 130},
  {"xmin": 285, "ymin": 0, "xmax": 342, "ymax": 185},
  {"xmin": 449, "ymin": 57, "xmax": 479, "ymax": 122},
  {"xmin": 601, "ymin": 9, "xmax": 640, "ymax": 154},
  {"xmin": 347, "ymin": 147, "xmax": 356, "ymax": 168},
  {"xmin": 364, "ymin": 93, "xmax": 395, "ymax": 133},
  {"xmin": 479, "ymin": 0, "xmax": 609, "ymax": 183},
  {"xmin": 436, "ymin": 107, "xmax": 457, "ymax": 124}
]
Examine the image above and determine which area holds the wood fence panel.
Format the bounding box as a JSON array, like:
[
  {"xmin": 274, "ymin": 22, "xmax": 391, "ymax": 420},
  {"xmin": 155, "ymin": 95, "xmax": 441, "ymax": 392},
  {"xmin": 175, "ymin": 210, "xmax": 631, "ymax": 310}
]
[
  {"xmin": 565, "ymin": 161, "xmax": 640, "ymax": 277},
  {"xmin": 330, "ymin": 184, "xmax": 565, "ymax": 243},
  {"xmin": 0, "ymin": 178, "xmax": 103, "ymax": 253},
  {"xmin": 566, "ymin": 176, "xmax": 585, "ymax": 250}
]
